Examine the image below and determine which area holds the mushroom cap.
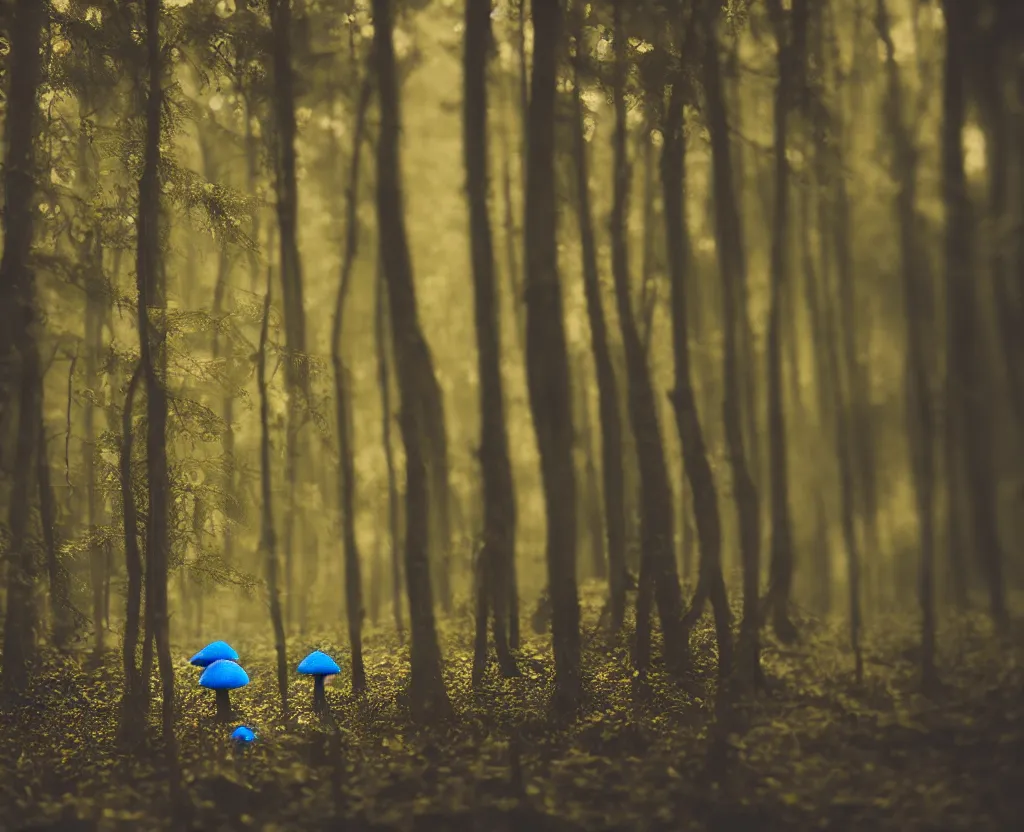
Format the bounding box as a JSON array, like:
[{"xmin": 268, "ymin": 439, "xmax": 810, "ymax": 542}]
[
  {"xmin": 297, "ymin": 650, "xmax": 341, "ymax": 677},
  {"xmin": 190, "ymin": 640, "xmax": 239, "ymax": 667},
  {"xmin": 199, "ymin": 659, "xmax": 250, "ymax": 690},
  {"xmin": 230, "ymin": 726, "xmax": 256, "ymax": 744}
]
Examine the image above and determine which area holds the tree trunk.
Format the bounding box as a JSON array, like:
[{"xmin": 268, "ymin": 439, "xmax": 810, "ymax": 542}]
[
  {"xmin": 570, "ymin": 11, "xmax": 627, "ymax": 633},
  {"xmin": 823, "ymin": 8, "xmax": 881, "ymax": 615},
  {"xmin": 763, "ymin": 0, "xmax": 807, "ymax": 645},
  {"xmin": 524, "ymin": 0, "xmax": 581, "ymax": 713},
  {"xmin": 39, "ymin": 392, "xmax": 74, "ymax": 650},
  {"xmin": 269, "ymin": 0, "xmax": 310, "ymax": 632},
  {"xmin": 661, "ymin": 70, "xmax": 735, "ymax": 686},
  {"xmin": 119, "ymin": 364, "xmax": 146, "ymax": 740},
  {"xmin": 465, "ymin": 0, "xmax": 518, "ymax": 680},
  {"xmin": 257, "ymin": 272, "xmax": 290, "ymax": 716},
  {"xmin": 941, "ymin": 0, "xmax": 1008, "ymax": 632},
  {"xmin": 609, "ymin": 0, "xmax": 685, "ymax": 677},
  {"xmin": 876, "ymin": 0, "xmax": 939, "ymax": 692},
  {"xmin": 700, "ymin": 0, "xmax": 759, "ymax": 685},
  {"xmin": 0, "ymin": 0, "xmax": 46, "ymax": 699},
  {"xmin": 376, "ymin": 260, "xmax": 404, "ymax": 643},
  {"xmin": 331, "ymin": 71, "xmax": 373, "ymax": 695},
  {"xmin": 138, "ymin": 0, "xmax": 180, "ymax": 791},
  {"xmin": 371, "ymin": 0, "xmax": 451, "ymax": 720}
]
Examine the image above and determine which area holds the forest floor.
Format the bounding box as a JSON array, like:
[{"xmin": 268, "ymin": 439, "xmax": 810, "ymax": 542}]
[{"xmin": 1, "ymin": 583, "xmax": 1022, "ymax": 832}]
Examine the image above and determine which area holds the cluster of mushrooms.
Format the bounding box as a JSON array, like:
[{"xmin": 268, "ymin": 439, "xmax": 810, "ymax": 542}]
[{"xmin": 189, "ymin": 640, "xmax": 342, "ymax": 727}]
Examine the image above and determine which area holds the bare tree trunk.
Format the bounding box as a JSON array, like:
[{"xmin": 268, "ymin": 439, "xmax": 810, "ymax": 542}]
[
  {"xmin": 876, "ymin": 0, "xmax": 939, "ymax": 693},
  {"xmin": 609, "ymin": 0, "xmax": 686, "ymax": 676},
  {"xmin": 138, "ymin": 0, "xmax": 180, "ymax": 792},
  {"xmin": 269, "ymin": 0, "xmax": 311, "ymax": 632},
  {"xmin": 331, "ymin": 70, "xmax": 373, "ymax": 695},
  {"xmin": 257, "ymin": 273, "xmax": 290, "ymax": 716},
  {"xmin": 524, "ymin": 0, "xmax": 581, "ymax": 714},
  {"xmin": 372, "ymin": 0, "xmax": 451, "ymax": 720},
  {"xmin": 570, "ymin": 10, "xmax": 627, "ymax": 633},
  {"xmin": 119, "ymin": 364, "xmax": 146, "ymax": 740},
  {"xmin": 701, "ymin": 0, "xmax": 759, "ymax": 685},
  {"xmin": 0, "ymin": 0, "xmax": 46, "ymax": 698},
  {"xmin": 662, "ymin": 67, "xmax": 735, "ymax": 686},
  {"xmin": 376, "ymin": 261, "xmax": 404, "ymax": 643},
  {"xmin": 39, "ymin": 387, "xmax": 75, "ymax": 650},
  {"xmin": 465, "ymin": 0, "xmax": 518, "ymax": 681},
  {"xmin": 575, "ymin": 355, "xmax": 607, "ymax": 581},
  {"xmin": 762, "ymin": 0, "xmax": 807, "ymax": 645},
  {"xmin": 941, "ymin": 0, "xmax": 1008, "ymax": 632}
]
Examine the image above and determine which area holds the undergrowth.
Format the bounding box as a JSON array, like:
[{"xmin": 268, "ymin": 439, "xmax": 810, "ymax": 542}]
[{"xmin": 1, "ymin": 584, "xmax": 1022, "ymax": 831}]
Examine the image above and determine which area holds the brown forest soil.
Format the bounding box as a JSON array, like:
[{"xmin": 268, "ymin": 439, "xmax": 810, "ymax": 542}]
[{"xmin": 1, "ymin": 585, "xmax": 1022, "ymax": 831}]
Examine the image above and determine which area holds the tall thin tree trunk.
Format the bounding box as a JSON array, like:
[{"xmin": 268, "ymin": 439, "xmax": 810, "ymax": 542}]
[
  {"xmin": 372, "ymin": 0, "xmax": 451, "ymax": 720},
  {"xmin": 376, "ymin": 261, "xmax": 404, "ymax": 644},
  {"xmin": 941, "ymin": 0, "xmax": 1008, "ymax": 632},
  {"xmin": 662, "ymin": 69, "xmax": 735, "ymax": 686},
  {"xmin": 609, "ymin": 0, "xmax": 685, "ymax": 676},
  {"xmin": 0, "ymin": 0, "xmax": 46, "ymax": 698},
  {"xmin": 876, "ymin": 0, "xmax": 939, "ymax": 692},
  {"xmin": 331, "ymin": 71, "xmax": 372, "ymax": 695},
  {"xmin": 269, "ymin": 0, "xmax": 310, "ymax": 632},
  {"xmin": 701, "ymin": 0, "xmax": 760, "ymax": 684},
  {"xmin": 257, "ymin": 272, "xmax": 290, "ymax": 716},
  {"xmin": 119, "ymin": 364, "xmax": 146, "ymax": 740},
  {"xmin": 763, "ymin": 0, "xmax": 807, "ymax": 644},
  {"xmin": 570, "ymin": 9, "xmax": 627, "ymax": 633},
  {"xmin": 138, "ymin": 0, "xmax": 180, "ymax": 792},
  {"xmin": 524, "ymin": 0, "xmax": 581, "ymax": 713},
  {"xmin": 465, "ymin": 0, "xmax": 518, "ymax": 681},
  {"xmin": 39, "ymin": 389, "xmax": 74, "ymax": 650}
]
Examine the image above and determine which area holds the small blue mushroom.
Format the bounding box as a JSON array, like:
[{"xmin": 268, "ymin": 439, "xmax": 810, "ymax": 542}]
[
  {"xmin": 190, "ymin": 640, "xmax": 239, "ymax": 668},
  {"xmin": 199, "ymin": 659, "xmax": 249, "ymax": 721},
  {"xmin": 297, "ymin": 650, "xmax": 341, "ymax": 713},
  {"xmin": 231, "ymin": 725, "xmax": 256, "ymax": 745}
]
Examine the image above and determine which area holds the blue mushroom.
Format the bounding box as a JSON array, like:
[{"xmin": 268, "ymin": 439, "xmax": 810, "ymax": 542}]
[
  {"xmin": 199, "ymin": 659, "xmax": 249, "ymax": 721},
  {"xmin": 230, "ymin": 725, "xmax": 256, "ymax": 745},
  {"xmin": 189, "ymin": 640, "xmax": 239, "ymax": 668},
  {"xmin": 297, "ymin": 650, "xmax": 341, "ymax": 713}
]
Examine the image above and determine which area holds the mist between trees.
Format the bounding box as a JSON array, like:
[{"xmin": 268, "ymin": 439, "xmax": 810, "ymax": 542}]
[{"xmin": 0, "ymin": 0, "xmax": 1022, "ymax": 828}]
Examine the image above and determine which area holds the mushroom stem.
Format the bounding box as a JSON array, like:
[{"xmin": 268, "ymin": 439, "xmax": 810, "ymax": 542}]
[
  {"xmin": 313, "ymin": 675, "xmax": 327, "ymax": 713},
  {"xmin": 215, "ymin": 689, "xmax": 232, "ymax": 721}
]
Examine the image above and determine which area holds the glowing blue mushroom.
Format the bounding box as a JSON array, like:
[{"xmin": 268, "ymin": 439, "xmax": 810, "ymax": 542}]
[
  {"xmin": 189, "ymin": 640, "xmax": 239, "ymax": 668},
  {"xmin": 297, "ymin": 650, "xmax": 340, "ymax": 713},
  {"xmin": 230, "ymin": 725, "xmax": 256, "ymax": 745},
  {"xmin": 199, "ymin": 659, "xmax": 249, "ymax": 721}
]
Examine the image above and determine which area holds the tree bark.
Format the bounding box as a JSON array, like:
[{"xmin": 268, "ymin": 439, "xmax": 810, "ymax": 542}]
[
  {"xmin": 257, "ymin": 271, "xmax": 290, "ymax": 717},
  {"xmin": 762, "ymin": 0, "xmax": 807, "ymax": 645},
  {"xmin": 876, "ymin": 0, "xmax": 939, "ymax": 692},
  {"xmin": 0, "ymin": 0, "xmax": 46, "ymax": 698},
  {"xmin": 375, "ymin": 260, "xmax": 404, "ymax": 643},
  {"xmin": 137, "ymin": 0, "xmax": 180, "ymax": 790},
  {"xmin": 331, "ymin": 70, "xmax": 373, "ymax": 695},
  {"xmin": 941, "ymin": 0, "xmax": 1008, "ymax": 631},
  {"xmin": 119, "ymin": 364, "xmax": 145, "ymax": 740},
  {"xmin": 39, "ymin": 381, "xmax": 74, "ymax": 651},
  {"xmin": 571, "ymin": 9, "xmax": 627, "ymax": 633},
  {"xmin": 524, "ymin": 0, "xmax": 581, "ymax": 713},
  {"xmin": 269, "ymin": 0, "xmax": 310, "ymax": 631},
  {"xmin": 609, "ymin": 0, "xmax": 686, "ymax": 677},
  {"xmin": 465, "ymin": 0, "xmax": 518, "ymax": 681},
  {"xmin": 371, "ymin": 0, "xmax": 452, "ymax": 720},
  {"xmin": 661, "ymin": 69, "xmax": 735, "ymax": 686},
  {"xmin": 700, "ymin": 0, "xmax": 759, "ymax": 684}
]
